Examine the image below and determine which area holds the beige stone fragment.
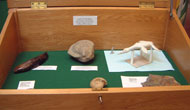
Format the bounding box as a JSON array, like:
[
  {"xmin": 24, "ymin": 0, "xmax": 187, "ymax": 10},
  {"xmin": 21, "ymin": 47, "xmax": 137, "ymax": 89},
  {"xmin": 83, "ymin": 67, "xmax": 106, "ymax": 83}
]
[{"xmin": 68, "ymin": 40, "xmax": 94, "ymax": 62}]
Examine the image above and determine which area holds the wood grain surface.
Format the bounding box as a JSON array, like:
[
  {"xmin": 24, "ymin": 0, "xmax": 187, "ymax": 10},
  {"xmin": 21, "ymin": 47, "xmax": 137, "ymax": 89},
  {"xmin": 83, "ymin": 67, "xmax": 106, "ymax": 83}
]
[
  {"xmin": 7, "ymin": 0, "xmax": 170, "ymax": 8},
  {"xmin": 1, "ymin": 86, "xmax": 190, "ymax": 94},
  {"xmin": 0, "ymin": 87, "xmax": 190, "ymax": 110},
  {"xmin": 0, "ymin": 11, "xmax": 20, "ymax": 87},
  {"xmin": 16, "ymin": 7, "xmax": 169, "ymax": 51},
  {"xmin": 0, "ymin": 4, "xmax": 190, "ymax": 110},
  {"xmin": 164, "ymin": 11, "xmax": 190, "ymax": 83}
]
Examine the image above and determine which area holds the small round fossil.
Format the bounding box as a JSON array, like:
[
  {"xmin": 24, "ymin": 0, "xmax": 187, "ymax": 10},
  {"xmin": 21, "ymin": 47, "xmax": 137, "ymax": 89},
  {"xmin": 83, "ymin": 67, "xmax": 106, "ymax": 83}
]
[{"xmin": 90, "ymin": 77, "xmax": 107, "ymax": 89}]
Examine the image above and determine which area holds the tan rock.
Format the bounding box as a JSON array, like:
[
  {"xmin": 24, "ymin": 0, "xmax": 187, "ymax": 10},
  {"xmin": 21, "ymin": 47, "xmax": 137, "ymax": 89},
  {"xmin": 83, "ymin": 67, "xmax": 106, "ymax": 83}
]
[
  {"xmin": 90, "ymin": 77, "xmax": 107, "ymax": 89},
  {"xmin": 68, "ymin": 40, "xmax": 95, "ymax": 62}
]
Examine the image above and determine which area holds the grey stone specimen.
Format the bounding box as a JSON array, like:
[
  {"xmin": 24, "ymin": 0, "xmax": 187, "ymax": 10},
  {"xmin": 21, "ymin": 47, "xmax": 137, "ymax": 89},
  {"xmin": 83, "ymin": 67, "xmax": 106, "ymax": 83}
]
[
  {"xmin": 68, "ymin": 40, "xmax": 95, "ymax": 62},
  {"xmin": 90, "ymin": 77, "xmax": 107, "ymax": 89},
  {"xmin": 142, "ymin": 74, "xmax": 180, "ymax": 87}
]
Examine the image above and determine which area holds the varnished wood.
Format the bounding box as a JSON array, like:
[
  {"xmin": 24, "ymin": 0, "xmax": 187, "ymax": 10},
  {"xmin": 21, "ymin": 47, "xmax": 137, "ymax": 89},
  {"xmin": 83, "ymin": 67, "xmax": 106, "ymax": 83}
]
[
  {"xmin": 0, "ymin": 3, "xmax": 190, "ymax": 110},
  {"xmin": 13, "ymin": 9, "xmax": 24, "ymax": 52},
  {"xmin": 0, "ymin": 86, "xmax": 190, "ymax": 110},
  {"xmin": 16, "ymin": 7, "xmax": 169, "ymax": 51},
  {"xmin": 7, "ymin": 0, "xmax": 170, "ymax": 8},
  {"xmin": 164, "ymin": 11, "xmax": 190, "ymax": 83},
  {"xmin": 0, "ymin": 86, "xmax": 190, "ymax": 94},
  {"xmin": 173, "ymin": 0, "xmax": 178, "ymax": 10},
  {"xmin": 0, "ymin": 11, "xmax": 20, "ymax": 87}
]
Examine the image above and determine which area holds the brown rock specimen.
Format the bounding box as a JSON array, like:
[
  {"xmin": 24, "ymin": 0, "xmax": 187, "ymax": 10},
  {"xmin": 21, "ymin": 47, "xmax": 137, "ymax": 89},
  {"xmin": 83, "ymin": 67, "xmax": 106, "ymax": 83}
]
[
  {"xmin": 68, "ymin": 40, "xmax": 95, "ymax": 62},
  {"xmin": 142, "ymin": 74, "xmax": 180, "ymax": 87},
  {"xmin": 90, "ymin": 77, "xmax": 107, "ymax": 90},
  {"xmin": 14, "ymin": 52, "xmax": 48, "ymax": 74}
]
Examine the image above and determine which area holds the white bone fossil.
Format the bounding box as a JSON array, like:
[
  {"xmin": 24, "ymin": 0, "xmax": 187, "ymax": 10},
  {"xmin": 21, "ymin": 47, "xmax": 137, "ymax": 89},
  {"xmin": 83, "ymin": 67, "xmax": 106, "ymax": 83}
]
[
  {"xmin": 119, "ymin": 41, "xmax": 159, "ymax": 54},
  {"xmin": 119, "ymin": 41, "xmax": 160, "ymax": 66}
]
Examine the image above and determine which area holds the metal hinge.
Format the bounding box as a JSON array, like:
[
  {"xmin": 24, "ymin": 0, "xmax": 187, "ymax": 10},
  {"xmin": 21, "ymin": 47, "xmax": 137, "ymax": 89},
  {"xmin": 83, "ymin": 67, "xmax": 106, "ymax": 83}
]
[
  {"xmin": 31, "ymin": 2, "xmax": 47, "ymax": 9},
  {"xmin": 139, "ymin": 1, "xmax": 155, "ymax": 8}
]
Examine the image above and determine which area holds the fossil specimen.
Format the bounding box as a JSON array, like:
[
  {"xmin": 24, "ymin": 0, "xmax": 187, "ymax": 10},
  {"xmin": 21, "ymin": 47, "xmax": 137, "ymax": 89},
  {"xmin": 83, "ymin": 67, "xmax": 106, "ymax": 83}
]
[
  {"xmin": 68, "ymin": 40, "xmax": 94, "ymax": 62},
  {"xmin": 118, "ymin": 41, "xmax": 160, "ymax": 67},
  {"xmin": 142, "ymin": 74, "xmax": 180, "ymax": 87},
  {"xmin": 14, "ymin": 52, "xmax": 48, "ymax": 73},
  {"xmin": 90, "ymin": 77, "xmax": 107, "ymax": 90},
  {"xmin": 119, "ymin": 41, "xmax": 159, "ymax": 54}
]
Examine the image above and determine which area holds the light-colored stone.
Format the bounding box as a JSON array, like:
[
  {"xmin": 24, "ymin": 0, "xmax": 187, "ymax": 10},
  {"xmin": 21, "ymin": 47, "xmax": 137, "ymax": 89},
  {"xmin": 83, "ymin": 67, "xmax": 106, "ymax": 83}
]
[
  {"xmin": 68, "ymin": 40, "xmax": 95, "ymax": 62},
  {"xmin": 90, "ymin": 77, "xmax": 107, "ymax": 89}
]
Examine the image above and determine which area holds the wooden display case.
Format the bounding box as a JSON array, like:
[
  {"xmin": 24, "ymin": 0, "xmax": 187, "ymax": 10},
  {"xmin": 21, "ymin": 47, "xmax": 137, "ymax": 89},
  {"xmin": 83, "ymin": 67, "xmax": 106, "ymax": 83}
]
[{"xmin": 0, "ymin": 0, "xmax": 190, "ymax": 109}]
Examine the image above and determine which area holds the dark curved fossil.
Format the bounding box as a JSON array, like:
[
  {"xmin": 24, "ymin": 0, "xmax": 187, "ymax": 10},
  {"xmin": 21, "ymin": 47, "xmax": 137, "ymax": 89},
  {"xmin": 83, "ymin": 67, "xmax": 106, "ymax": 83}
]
[{"xmin": 14, "ymin": 52, "xmax": 48, "ymax": 74}]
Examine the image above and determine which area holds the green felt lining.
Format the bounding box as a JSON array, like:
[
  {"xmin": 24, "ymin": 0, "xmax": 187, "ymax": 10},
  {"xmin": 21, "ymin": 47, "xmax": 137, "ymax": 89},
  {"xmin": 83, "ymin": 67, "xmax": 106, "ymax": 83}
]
[{"xmin": 2, "ymin": 50, "xmax": 188, "ymax": 89}]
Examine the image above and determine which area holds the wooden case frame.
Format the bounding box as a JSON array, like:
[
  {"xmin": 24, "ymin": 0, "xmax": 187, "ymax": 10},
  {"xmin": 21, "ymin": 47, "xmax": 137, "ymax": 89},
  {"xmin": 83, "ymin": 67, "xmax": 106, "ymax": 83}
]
[{"xmin": 0, "ymin": 0, "xmax": 190, "ymax": 109}]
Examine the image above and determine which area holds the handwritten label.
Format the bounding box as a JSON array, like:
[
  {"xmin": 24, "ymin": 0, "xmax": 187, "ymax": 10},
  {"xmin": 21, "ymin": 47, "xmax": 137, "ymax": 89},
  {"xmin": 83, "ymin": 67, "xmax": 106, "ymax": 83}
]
[
  {"xmin": 17, "ymin": 81, "xmax": 35, "ymax": 90},
  {"xmin": 121, "ymin": 76, "xmax": 148, "ymax": 88}
]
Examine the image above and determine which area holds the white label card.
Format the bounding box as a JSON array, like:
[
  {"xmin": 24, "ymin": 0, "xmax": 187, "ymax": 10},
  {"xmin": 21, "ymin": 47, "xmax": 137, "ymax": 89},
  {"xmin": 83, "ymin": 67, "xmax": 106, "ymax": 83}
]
[
  {"xmin": 71, "ymin": 66, "xmax": 98, "ymax": 71},
  {"xmin": 73, "ymin": 16, "xmax": 97, "ymax": 26},
  {"xmin": 121, "ymin": 76, "xmax": 148, "ymax": 88},
  {"xmin": 32, "ymin": 66, "xmax": 57, "ymax": 70},
  {"xmin": 17, "ymin": 81, "xmax": 35, "ymax": 90}
]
